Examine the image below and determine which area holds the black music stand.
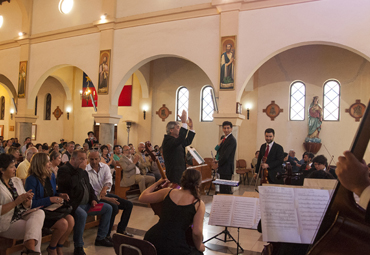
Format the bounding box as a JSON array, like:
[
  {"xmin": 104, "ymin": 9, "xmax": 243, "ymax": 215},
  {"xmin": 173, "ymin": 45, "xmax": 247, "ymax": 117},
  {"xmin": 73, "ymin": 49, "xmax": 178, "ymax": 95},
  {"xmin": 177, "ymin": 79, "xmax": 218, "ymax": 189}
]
[
  {"xmin": 204, "ymin": 180, "xmax": 243, "ymax": 254},
  {"xmin": 203, "ymin": 226, "xmax": 244, "ymax": 254}
]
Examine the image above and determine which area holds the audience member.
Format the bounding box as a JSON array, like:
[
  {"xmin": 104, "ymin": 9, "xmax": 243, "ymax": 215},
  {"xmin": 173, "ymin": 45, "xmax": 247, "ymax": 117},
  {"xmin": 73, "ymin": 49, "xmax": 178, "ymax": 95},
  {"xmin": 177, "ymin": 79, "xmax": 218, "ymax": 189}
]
[
  {"xmin": 51, "ymin": 142, "xmax": 60, "ymax": 154},
  {"xmin": 100, "ymin": 145, "xmax": 114, "ymax": 167},
  {"xmin": 4, "ymin": 139, "xmax": 13, "ymax": 153},
  {"xmin": 26, "ymin": 142, "xmax": 34, "ymax": 150},
  {"xmin": 139, "ymin": 169, "xmax": 205, "ymax": 254},
  {"xmin": 61, "ymin": 142, "xmax": 75, "ymax": 164},
  {"xmin": 82, "ymin": 143, "xmax": 90, "ymax": 158},
  {"xmin": 84, "ymin": 131, "xmax": 98, "ymax": 149},
  {"xmin": 86, "ymin": 151, "xmax": 133, "ymax": 237},
  {"xmin": 113, "ymin": 145, "xmax": 122, "ymax": 161},
  {"xmin": 17, "ymin": 147, "xmax": 38, "ymax": 184},
  {"xmin": 50, "ymin": 151, "xmax": 62, "ymax": 178},
  {"xmin": 0, "ymin": 154, "xmax": 45, "ymax": 254},
  {"xmin": 7, "ymin": 147, "xmax": 20, "ymax": 167},
  {"xmin": 299, "ymin": 152, "xmax": 314, "ymax": 172},
  {"xmin": 59, "ymin": 139, "xmax": 65, "ymax": 149},
  {"xmin": 25, "ymin": 153, "xmax": 74, "ymax": 255},
  {"xmin": 42, "ymin": 144, "xmax": 49, "ymax": 154},
  {"xmin": 136, "ymin": 142, "xmax": 152, "ymax": 175},
  {"xmin": 57, "ymin": 149, "xmax": 113, "ymax": 255},
  {"xmin": 119, "ymin": 145, "xmax": 155, "ymax": 193},
  {"xmin": 21, "ymin": 137, "xmax": 31, "ymax": 156},
  {"xmin": 35, "ymin": 143, "xmax": 43, "ymax": 153}
]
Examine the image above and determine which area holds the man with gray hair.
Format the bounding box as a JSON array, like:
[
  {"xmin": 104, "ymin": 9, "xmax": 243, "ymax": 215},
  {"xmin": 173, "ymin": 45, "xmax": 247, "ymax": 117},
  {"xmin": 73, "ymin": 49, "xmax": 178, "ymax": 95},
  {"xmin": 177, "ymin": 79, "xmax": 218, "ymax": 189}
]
[
  {"xmin": 16, "ymin": 147, "xmax": 38, "ymax": 184},
  {"xmin": 162, "ymin": 110, "xmax": 195, "ymax": 183}
]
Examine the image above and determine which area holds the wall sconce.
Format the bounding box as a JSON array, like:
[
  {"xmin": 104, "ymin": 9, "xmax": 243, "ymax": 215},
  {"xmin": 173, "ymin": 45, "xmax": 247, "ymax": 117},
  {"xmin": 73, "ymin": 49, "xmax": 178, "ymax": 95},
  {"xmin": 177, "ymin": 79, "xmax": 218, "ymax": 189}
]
[
  {"xmin": 100, "ymin": 13, "xmax": 107, "ymax": 21},
  {"xmin": 66, "ymin": 107, "xmax": 71, "ymax": 120},
  {"xmin": 10, "ymin": 109, "xmax": 14, "ymax": 120},
  {"xmin": 18, "ymin": 32, "xmax": 26, "ymax": 37},
  {"xmin": 79, "ymin": 90, "xmax": 83, "ymax": 98},
  {"xmin": 143, "ymin": 105, "xmax": 148, "ymax": 120},
  {"xmin": 244, "ymin": 103, "xmax": 252, "ymax": 120},
  {"xmin": 126, "ymin": 121, "xmax": 132, "ymax": 144}
]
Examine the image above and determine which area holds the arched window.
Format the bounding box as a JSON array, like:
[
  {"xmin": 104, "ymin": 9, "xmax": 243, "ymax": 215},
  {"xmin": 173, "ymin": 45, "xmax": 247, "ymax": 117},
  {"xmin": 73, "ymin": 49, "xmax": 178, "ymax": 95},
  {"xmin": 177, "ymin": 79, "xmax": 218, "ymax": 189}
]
[
  {"xmin": 323, "ymin": 80, "xmax": 340, "ymax": 121},
  {"xmin": 45, "ymin": 93, "xmax": 51, "ymax": 120},
  {"xmin": 34, "ymin": 96, "xmax": 38, "ymax": 116},
  {"xmin": 176, "ymin": 87, "xmax": 189, "ymax": 121},
  {"xmin": 289, "ymin": 81, "xmax": 306, "ymax": 120},
  {"xmin": 0, "ymin": 96, "xmax": 4, "ymax": 120},
  {"xmin": 201, "ymin": 86, "xmax": 214, "ymax": 122}
]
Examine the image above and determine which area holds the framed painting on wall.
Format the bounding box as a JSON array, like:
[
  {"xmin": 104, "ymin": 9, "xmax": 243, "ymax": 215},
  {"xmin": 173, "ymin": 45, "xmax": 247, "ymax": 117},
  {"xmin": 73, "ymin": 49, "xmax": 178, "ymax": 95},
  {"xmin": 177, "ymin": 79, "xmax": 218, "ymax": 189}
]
[
  {"xmin": 18, "ymin": 61, "xmax": 27, "ymax": 98},
  {"xmin": 98, "ymin": 49, "xmax": 111, "ymax": 95},
  {"xmin": 31, "ymin": 124, "xmax": 37, "ymax": 140},
  {"xmin": 0, "ymin": 125, "xmax": 3, "ymax": 136},
  {"xmin": 220, "ymin": 36, "xmax": 236, "ymax": 90}
]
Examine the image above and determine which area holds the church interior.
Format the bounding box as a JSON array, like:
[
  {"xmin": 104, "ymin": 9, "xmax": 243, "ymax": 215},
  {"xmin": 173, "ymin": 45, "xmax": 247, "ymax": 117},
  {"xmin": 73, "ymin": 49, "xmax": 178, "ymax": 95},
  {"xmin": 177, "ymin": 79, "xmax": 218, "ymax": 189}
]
[{"xmin": 1, "ymin": 0, "xmax": 370, "ymax": 254}]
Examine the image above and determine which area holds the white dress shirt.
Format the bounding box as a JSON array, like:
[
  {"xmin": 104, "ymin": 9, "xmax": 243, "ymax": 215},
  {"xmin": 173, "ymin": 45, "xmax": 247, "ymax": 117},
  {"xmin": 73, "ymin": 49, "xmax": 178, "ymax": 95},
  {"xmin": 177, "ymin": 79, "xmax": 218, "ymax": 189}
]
[{"xmin": 86, "ymin": 162, "xmax": 112, "ymax": 198}]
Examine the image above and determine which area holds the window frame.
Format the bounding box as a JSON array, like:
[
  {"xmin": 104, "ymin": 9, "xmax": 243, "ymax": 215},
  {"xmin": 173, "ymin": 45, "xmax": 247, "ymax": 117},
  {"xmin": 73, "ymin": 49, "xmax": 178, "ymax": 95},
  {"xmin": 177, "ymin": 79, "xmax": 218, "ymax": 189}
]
[
  {"xmin": 45, "ymin": 93, "xmax": 52, "ymax": 120},
  {"xmin": 200, "ymin": 85, "xmax": 214, "ymax": 122},
  {"xmin": 323, "ymin": 79, "xmax": 341, "ymax": 121},
  {"xmin": 289, "ymin": 81, "xmax": 306, "ymax": 121},
  {"xmin": 176, "ymin": 86, "xmax": 189, "ymax": 121}
]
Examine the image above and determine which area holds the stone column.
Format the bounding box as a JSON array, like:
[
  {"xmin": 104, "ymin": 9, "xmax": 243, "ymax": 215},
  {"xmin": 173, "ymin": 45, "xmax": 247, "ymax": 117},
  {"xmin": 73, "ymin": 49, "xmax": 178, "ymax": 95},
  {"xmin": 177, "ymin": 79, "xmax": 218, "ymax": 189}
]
[
  {"xmin": 15, "ymin": 115, "xmax": 37, "ymax": 144},
  {"xmin": 99, "ymin": 123, "xmax": 114, "ymax": 145}
]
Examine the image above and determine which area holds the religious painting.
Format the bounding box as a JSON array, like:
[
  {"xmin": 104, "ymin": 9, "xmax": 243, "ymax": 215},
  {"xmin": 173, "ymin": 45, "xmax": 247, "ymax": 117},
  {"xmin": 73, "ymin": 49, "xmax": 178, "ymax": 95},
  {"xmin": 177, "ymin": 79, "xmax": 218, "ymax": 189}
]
[
  {"xmin": 9, "ymin": 126, "xmax": 14, "ymax": 132},
  {"xmin": 345, "ymin": 99, "xmax": 366, "ymax": 122},
  {"xmin": 236, "ymin": 102, "xmax": 242, "ymax": 114},
  {"xmin": 98, "ymin": 49, "xmax": 111, "ymax": 95},
  {"xmin": 81, "ymin": 72, "xmax": 98, "ymax": 107},
  {"xmin": 18, "ymin": 61, "xmax": 27, "ymax": 98},
  {"xmin": 263, "ymin": 101, "xmax": 283, "ymax": 121},
  {"xmin": 220, "ymin": 36, "xmax": 236, "ymax": 90},
  {"xmin": 0, "ymin": 125, "xmax": 3, "ymax": 136}
]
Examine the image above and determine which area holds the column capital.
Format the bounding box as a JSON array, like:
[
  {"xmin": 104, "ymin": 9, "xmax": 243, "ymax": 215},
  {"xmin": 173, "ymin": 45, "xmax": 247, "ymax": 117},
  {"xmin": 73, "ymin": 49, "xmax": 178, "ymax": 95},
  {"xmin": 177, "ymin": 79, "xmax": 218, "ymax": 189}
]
[
  {"xmin": 213, "ymin": 112, "xmax": 245, "ymax": 126},
  {"xmin": 14, "ymin": 115, "xmax": 38, "ymax": 123},
  {"xmin": 92, "ymin": 113, "xmax": 122, "ymax": 124}
]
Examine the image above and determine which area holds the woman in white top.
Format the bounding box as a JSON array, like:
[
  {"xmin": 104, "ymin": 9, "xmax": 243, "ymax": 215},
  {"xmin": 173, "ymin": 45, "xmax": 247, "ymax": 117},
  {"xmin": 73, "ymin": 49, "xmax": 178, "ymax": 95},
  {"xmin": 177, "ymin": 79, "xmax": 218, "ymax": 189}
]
[{"xmin": 0, "ymin": 153, "xmax": 45, "ymax": 255}]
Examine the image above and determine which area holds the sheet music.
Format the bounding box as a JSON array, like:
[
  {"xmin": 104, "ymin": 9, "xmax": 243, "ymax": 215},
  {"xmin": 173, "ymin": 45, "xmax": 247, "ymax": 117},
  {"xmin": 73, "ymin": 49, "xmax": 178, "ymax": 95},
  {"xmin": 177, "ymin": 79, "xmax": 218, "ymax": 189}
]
[
  {"xmin": 295, "ymin": 188, "xmax": 330, "ymax": 244},
  {"xmin": 259, "ymin": 186, "xmax": 301, "ymax": 243},
  {"xmin": 230, "ymin": 196, "xmax": 258, "ymax": 228},
  {"xmin": 209, "ymin": 195, "xmax": 234, "ymax": 226},
  {"xmin": 259, "ymin": 186, "xmax": 332, "ymax": 244},
  {"xmin": 209, "ymin": 195, "xmax": 260, "ymax": 229}
]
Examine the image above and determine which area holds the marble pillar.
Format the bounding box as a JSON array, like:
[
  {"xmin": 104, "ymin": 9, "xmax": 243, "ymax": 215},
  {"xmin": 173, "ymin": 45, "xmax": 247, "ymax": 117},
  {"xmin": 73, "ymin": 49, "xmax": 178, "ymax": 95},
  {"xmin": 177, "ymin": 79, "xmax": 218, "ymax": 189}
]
[{"xmin": 99, "ymin": 123, "xmax": 114, "ymax": 145}]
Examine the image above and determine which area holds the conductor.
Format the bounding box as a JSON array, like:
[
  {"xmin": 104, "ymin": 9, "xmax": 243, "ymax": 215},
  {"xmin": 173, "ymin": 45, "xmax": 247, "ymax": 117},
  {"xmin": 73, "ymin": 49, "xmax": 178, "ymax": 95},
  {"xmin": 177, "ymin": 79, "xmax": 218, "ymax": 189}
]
[{"xmin": 162, "ymin": 110, "xmax": 195, "ymax": 184}]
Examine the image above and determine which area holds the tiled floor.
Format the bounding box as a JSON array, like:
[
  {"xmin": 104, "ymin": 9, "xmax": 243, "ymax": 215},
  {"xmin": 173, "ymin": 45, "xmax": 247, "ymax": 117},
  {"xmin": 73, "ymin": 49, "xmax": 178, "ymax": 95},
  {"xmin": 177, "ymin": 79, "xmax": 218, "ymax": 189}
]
[{"xmin": 20, "ymin": 184, "xmax": 266, "ymax": 255}]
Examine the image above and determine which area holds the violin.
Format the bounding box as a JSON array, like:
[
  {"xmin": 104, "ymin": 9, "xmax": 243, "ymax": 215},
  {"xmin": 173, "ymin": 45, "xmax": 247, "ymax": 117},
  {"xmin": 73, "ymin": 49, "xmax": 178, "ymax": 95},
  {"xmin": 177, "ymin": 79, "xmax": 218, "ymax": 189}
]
[
  {"xmin": 260, "ymin": 156, "xmax": 269, "ymax": 185},
  {"xmin": 307, "ymin": 100, "xmax": 370, "ymax": 254}
]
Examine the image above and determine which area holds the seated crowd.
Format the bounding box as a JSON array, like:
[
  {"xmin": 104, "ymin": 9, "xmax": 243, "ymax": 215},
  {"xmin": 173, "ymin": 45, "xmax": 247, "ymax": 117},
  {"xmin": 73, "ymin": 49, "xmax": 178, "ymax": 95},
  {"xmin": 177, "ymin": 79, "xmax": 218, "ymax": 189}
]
[{"xmin": 0, "ymin": 132, "xmax": 206, "ymax": 255}]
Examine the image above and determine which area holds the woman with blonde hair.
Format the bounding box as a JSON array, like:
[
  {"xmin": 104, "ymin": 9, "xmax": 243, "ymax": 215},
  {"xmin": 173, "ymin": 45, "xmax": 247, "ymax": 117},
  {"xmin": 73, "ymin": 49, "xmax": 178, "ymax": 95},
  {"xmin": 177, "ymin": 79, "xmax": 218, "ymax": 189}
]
[
  {"xmin": 25, "ymin": 153, "xmax": 74, "ymax": 255},
  {"xmin": 139, "ymin": 169, "xmax": 205, "ymax": 255}
]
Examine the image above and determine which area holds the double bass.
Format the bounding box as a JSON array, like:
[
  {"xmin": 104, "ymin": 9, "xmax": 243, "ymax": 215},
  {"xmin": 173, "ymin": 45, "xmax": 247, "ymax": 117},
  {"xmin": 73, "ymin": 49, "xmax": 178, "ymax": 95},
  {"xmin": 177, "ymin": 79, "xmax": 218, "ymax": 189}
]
[{"xmin": 307, "ymin": 99, "xmax": 370, "ymax": 254}]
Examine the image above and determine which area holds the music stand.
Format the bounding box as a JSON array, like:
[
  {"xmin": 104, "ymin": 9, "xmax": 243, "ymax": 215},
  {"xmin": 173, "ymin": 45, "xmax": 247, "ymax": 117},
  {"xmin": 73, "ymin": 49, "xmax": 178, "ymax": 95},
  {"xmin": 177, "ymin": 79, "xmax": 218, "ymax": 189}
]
[{"xmin": 204, "ymin": 180, "xmax": 243, "ymax": 253}]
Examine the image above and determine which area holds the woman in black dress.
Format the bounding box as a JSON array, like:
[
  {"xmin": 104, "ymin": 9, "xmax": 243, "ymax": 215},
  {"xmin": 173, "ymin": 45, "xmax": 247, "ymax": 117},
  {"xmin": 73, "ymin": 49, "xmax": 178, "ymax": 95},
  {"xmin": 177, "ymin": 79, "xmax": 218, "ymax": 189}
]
[{"xmin": 139, "ymin": 169, "xmax": 205, "ymax": 255}]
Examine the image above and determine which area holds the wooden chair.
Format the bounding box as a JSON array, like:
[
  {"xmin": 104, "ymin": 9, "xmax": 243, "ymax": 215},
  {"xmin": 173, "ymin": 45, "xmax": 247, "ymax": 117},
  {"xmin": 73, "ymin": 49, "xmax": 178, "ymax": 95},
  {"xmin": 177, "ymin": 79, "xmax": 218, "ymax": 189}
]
[
  {"xmin": 186, "ymin": 164, "xmax": 213, "ymax": 194},
  {"xmin": 113, "ymin": 233, "xmax": 156, "ymax": 255},
  {"xmin": 236, "ymin": 159, "xmax": 252, "ymax": 185}
]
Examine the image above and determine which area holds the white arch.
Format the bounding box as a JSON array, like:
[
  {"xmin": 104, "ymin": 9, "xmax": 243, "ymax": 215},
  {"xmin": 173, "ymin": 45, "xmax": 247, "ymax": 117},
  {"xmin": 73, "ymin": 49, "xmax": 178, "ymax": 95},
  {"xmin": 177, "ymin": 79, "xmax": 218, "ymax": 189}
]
[
  {"xmin": 112, "ymin": 54, "xmax": 215, "ymax": 105},
  {"xmin": 238, "ymin": 41, "xmax": 370, "ymax": 101}
]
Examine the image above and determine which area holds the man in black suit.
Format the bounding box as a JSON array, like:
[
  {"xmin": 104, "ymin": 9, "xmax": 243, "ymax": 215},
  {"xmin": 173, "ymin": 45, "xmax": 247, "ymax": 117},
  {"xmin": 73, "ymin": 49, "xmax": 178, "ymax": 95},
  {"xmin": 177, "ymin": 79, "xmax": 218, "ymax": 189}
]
[
  {"xmin": 255, "ymin": 128, "xmax": 284, "ymax": 184},
  {"xmin": 162, "ymin": 110, "xmax": 195, "ymax": 184},
  {"xmin": 214, "ymin": 121, "xmax": 237, "ymax": 194}
]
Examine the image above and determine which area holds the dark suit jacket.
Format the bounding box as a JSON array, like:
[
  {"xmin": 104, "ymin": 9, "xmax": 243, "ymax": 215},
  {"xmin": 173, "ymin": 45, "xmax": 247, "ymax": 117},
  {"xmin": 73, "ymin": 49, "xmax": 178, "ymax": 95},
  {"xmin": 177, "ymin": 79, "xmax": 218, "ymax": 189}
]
[
  {"xmin": 255, "ymin": 142, "xmax": 284, "ymax": 184},
  {"xmin": 57, "ymin": 162, "xmax": 98, "ymax": 214},
  {"xmin": 217, "ymin": 134, "xmax": 237, "ymax": 176},
  {"xmin": 162, "ymin": 127, "xmax": 195, "ymax": 183}
]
